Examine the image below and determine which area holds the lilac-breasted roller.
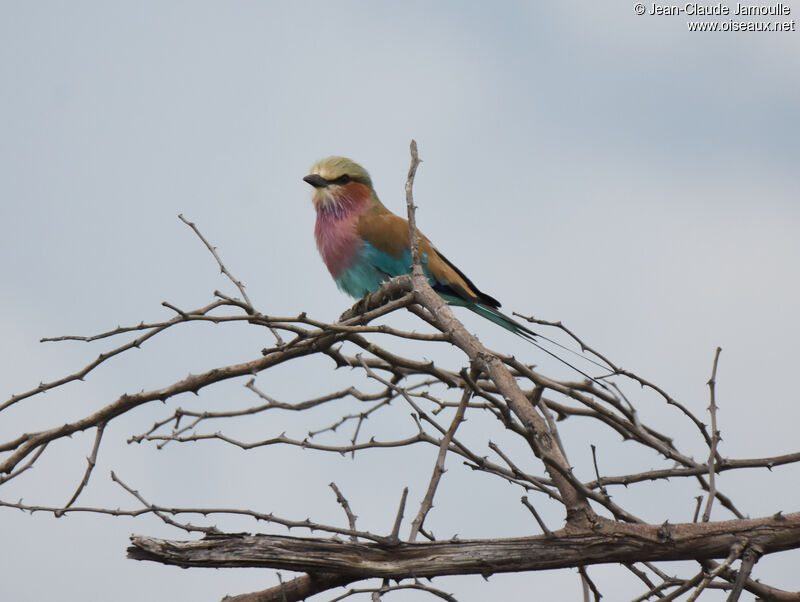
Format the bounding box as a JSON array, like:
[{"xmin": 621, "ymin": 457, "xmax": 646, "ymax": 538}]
[{"xmin": 303, "ymin": 156, "xmax": 540, "ymax": 342}]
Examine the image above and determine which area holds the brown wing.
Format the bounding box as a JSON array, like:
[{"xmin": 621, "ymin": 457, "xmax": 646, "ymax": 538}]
[{"xmin": 357, "ymin": 212, "xmax": 500, "ymax": 308}]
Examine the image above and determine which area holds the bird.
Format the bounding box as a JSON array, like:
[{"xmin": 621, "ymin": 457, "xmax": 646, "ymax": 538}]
[{"xmin": 302, "ymin": 155, "xmax": 541, "ymax": 343}]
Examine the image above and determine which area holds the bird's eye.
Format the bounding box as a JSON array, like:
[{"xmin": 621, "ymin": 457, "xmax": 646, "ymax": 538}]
[{"xmin": 333, "ymin": 175, "xmax": 352, "ymax": 185}]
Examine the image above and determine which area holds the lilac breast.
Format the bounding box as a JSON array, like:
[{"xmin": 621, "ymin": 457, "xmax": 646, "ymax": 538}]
[{"xmin": 315, "ymin": 210, "xmax": 362, "ymax": 279}]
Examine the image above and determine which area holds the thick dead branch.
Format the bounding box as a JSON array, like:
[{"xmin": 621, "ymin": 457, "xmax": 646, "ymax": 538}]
[
  {"xmin": 128, "ymin": 512, "xmax": 800, "ymax": 575},
  {"xmin": 221, "ymin": 573, "xmax": 355, "ymax": 602}
]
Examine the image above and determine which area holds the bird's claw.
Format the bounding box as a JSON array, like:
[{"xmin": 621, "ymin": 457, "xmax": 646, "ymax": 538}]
[{"xmin": 351, "ymin": 293, "xmax": 372, "ymax": 315}]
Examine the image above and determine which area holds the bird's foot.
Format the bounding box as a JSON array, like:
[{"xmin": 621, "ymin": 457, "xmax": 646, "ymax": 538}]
[
  {"xmin": 351, "ymin": 293, "xmax": 373, "ymax": 315},
  {"xmin": 339, "ymin": 294, "xmax": 373, "ymax": 323}
]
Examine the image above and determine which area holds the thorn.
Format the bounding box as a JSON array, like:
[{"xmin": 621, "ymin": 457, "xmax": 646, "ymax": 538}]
[{"xmin": 657, "ymin": 520, "xmax": 674, "ymax": 541}]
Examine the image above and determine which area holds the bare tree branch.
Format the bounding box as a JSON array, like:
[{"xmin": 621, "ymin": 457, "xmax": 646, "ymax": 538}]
[
  {"xmin": 178, "ymin": 213, "xmax": 253, "ymax": 310},
  {"xmin": 409, "ymin": 368, "xmax": 475, "ymax": 541},
  {"xmin": 726, "ymin": 543, "xmax": 763, "ymax": 602},
  {"xmin": 405, "ymin": 139, "xmax": 422, "ymax": 271},
  {"xmin": 221, "ymin": 573, "xmax": 354, "ymax": 602},
  {"xmin": 128, "ymin": 512, "xmax": 800, "ymax": 574},
  {"xmin": 702, "ymin": 346, "xmax": 723, "ymax": 523},
  {"xmin": 330, "ymin": 483, "xmax": 359, "ymax": 542},
  {"xmin": 56, "ymin": 422, "xmax": 106, "ymax": 516}
]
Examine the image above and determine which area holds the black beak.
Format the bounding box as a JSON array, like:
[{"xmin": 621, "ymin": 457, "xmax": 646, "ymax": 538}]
[{"xmin": 303, "ymin": 174, "xmax": 329, "ymax": 189}]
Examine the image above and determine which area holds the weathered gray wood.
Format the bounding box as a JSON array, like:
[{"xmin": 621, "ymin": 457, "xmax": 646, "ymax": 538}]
[
  {"xmin": 221, "ymin": 573, "xmax": 353, "ymax": 602},
  {"xmin": 129, "ymin": 512, "xmax": 800, "ymax": 578}
]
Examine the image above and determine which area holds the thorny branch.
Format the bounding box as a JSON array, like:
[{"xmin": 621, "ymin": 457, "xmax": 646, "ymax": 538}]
[
  {"xmin": 702, "ymin": 346, "xmax": 723, "ymax": 523},
  {"xmin": 2, "ymin": 144, "xmax": 800, "ymax": 602},
  {"xmin": 408, "ymin": 368, "xmax": 476, "ymax": 542}
]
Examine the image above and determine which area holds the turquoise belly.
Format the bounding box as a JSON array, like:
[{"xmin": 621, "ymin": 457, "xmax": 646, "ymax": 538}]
[{"xmin": 335, "ymin": 242, "xmax": 432, "ymax": 298}]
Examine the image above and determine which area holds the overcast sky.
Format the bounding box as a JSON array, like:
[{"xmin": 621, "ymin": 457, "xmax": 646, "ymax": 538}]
[{"xmin": 1, "ymin": 2, "xmax": 798, "ymax": 601}]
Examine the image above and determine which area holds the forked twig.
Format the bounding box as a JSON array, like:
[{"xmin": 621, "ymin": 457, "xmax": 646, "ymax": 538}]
[
  {"xmin": 57, "ymin": 422, "xmax": 106, "ymax": 516},
  {"xmin": 178, "ymin": 213, "xmax": 252, "ymax": 308},
  {"xmin": 329, "ymin": 482, "xmax": 359, "ymax": 542}
]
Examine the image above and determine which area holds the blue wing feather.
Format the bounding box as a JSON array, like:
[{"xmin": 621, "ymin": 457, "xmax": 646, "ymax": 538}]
[{"xmin": 336, "ymin": 242, "xmax": 534, "ymax": 341}]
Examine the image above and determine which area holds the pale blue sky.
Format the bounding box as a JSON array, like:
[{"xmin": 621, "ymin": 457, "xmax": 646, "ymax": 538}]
[{"xmin": 1, "ymin": 2, "xmax": 798, "ymax": 601}]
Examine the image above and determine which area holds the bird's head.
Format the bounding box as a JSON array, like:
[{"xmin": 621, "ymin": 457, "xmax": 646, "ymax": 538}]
[{"xmin": 303, "ymin": 156, "xmax": 375, "ymax": 213}]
